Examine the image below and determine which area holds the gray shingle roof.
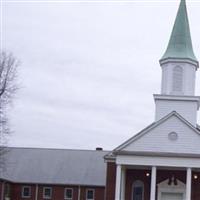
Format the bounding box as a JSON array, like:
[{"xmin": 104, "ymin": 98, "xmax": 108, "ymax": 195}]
[{"xmin": 1, "ymin": 147, "xmax": 108, "ymax": 186}]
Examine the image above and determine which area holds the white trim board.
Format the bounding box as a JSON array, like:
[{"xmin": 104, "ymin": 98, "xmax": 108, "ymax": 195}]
[{"xmin": 116, "ymin": 155, "xmax": 200, "ymax": 168}]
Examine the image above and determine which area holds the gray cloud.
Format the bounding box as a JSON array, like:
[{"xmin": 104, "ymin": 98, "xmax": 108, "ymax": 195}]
[{"xmin": 3, "ymin": 1, "xmax": 200, "ymax": 150}]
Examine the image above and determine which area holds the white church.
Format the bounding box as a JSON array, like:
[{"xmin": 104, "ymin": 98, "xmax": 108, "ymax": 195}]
[{"xmin": 105, "ymin": 0, "xmax": 200, "ymax": 200}]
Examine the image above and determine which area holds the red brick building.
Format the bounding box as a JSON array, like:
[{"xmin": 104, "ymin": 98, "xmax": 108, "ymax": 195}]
[
  {"xmin": 2, "ymin": 0, "xmax": 200, "ymax": 200},
  {"xmin": 0, "ymin": 147, "xmax": 107, "ymax": 200}
]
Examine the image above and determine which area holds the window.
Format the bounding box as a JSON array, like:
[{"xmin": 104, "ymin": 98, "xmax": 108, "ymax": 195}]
[
  {"xmin": 86, "ymin": 189, "xmax": 95, "ymax": 200},
  {"xmin": 64, "ymin": 188, "xmax": 73, "ymax": 200},
  {"xmin": 5, "ymin": 183, "xmax": 11, "ymax": 198},
  {"xmin": 22, "ymin": 186, "xmax": 31, "ymax": 198},
  {"xmin": 172, "ymin": 66, "xmax": 183, "ymax": 93},
  {"xmin": 43, "ymin": 187, "xmax": 52, "ymax": 199},
  {"xmin": 132, "ymin": 180, "xmax": 144, "ymax": 200}
]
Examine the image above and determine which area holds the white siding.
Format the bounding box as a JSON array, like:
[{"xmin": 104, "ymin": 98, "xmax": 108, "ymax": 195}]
[
  {"xmin": 116, "ymin": 155, "xmax": 200, "ymax": 168},
  {"xmin": 124, "ymin": 115, "xmax": 200, "ymax": 155},
  {"xmin": 161, "ymin": 64, "xmax": 169, "ymax": 94},
  {"xmin": 155, "ymin": 99, "xmax": 198, "ymax": 125}
]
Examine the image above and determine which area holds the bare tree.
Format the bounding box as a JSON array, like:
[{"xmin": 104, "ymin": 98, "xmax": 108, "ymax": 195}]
[{"xmin": 0, "ymin": 51, "xmax": 18, "ymax": 169}]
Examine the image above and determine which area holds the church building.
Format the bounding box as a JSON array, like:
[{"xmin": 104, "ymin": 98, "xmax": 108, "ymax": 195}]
[
  {"xmin": 105, "ymin": 0, "xmax": 200, "ymax": 200},
  {"xmin": 1, "ymin": 0, "xmax": 200, "ymax": 200}
]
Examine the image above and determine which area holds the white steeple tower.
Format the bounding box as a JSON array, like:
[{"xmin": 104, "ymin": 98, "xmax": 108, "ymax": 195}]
[{"xmin": 154, "ymin": 0, "xmax": 200, "ymax": 126}]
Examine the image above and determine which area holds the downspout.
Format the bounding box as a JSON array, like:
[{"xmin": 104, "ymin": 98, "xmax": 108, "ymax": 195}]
[
  {"xmin": 1, "ymin": 182, "xmax": 4, "ymax": 200},
  {"xmin": 78, "ymin": 185, "xmax": 81, "ymax": 200},
  {"xmin": 35, "ymin": 184, "xmax": 38, "ymax": 200},
  {"xmin": 104, "ymin": 183, "xmax": 107, "ymax": 200}
]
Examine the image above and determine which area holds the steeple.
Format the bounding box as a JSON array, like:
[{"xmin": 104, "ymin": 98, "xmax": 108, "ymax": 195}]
[
  {"xmin": 160, "ymin": 0, "xmax": 198, "ymax": 65},
  {"xmin": 154, "ymin": 0, "xmax": 200, "ymax": 126}
]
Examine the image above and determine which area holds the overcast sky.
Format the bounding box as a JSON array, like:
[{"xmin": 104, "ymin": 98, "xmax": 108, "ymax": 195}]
[{"xmin": 2, "ymin": 0, "xmax": 200, "ymax": 150}]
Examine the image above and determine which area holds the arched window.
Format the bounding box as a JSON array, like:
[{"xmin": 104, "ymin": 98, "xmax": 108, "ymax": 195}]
[
  {"xmin": 172, "ymin": 66, "xmax": 183, "ymax": 93},
  {"xmin": 132, "ymin": 180, "xmax": 144, "ymax": 200}
]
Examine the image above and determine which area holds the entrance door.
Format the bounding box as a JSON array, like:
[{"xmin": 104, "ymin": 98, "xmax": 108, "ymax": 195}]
[
  {"xmin": 161, "ymin": 193, "xmax": 183, "ymax": 200},
  {"xmin": 132, "ymin": 180, "xmax": 144, "ymax": 200},
  {"xmin": 132, "ymin": 186, "xmax": 143, "ymax": 200}
]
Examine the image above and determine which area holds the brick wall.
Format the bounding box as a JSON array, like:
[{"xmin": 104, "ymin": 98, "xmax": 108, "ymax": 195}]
[
  {"xmin": 192, "ymin": 172, "xmax": 200, "ymax": 200},
  {"xmin": 1, "ymin": 169, "xmax": 200, "ymax": 200},
  {"xmin": 105, "ymin": 162, "xmax": 116, "ymax": 200},
  {"xmin": 7, "ymin": 183, "xmax": 104, "ymax": 200},
  {"xmin": 80, "ymin": 186, "xmax": 105, "ymax": 200},
  {"xmin": 10, "ymin": 184, "xmax": 36, "ymax": 200},
  {"xmin": 37, "ymin": 185, "xmax": 79, "ymax": 200}
]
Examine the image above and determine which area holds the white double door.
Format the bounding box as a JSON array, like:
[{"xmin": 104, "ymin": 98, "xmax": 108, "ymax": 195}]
[{"xmin": 161, "ymin": 193, "xmax": 183, "ymax": 200}]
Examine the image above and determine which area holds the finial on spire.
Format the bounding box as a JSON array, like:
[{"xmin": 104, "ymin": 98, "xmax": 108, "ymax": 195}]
[{"xmin": 160, "ymin": 0, "xmax": 198, "ymax": 64}]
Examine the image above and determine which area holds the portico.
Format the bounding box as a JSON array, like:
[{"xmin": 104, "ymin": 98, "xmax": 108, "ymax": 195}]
[
  {"xmin": 114, "ymin": 159, "xmax": 198, "ymax": 200},
  {"xmin": 107, "ymin": 109, "xmax": 200, "ymax": 200}
]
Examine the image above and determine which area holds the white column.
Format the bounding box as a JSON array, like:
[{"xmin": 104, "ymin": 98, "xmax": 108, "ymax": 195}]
[
  {"xmin": 186, "ymin": 168, "xmax": 192, "ymax": 200},
  {"xmin": 150, "ymin": 166, "xmax": 157, "ymax": 200},
  {"xmin": 115, "ymin": 164, "xmax": 122, "ymax": 200},
  {"xmin": 120, "ymin": 166, "xmax": 126, "ymax": 200}
]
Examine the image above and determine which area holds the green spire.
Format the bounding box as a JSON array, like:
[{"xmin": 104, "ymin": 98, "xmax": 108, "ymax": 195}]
[{"xmin": 160, "ymin": 0, "xmax": 198, "ymax": 63}]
